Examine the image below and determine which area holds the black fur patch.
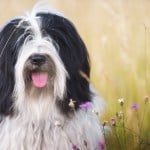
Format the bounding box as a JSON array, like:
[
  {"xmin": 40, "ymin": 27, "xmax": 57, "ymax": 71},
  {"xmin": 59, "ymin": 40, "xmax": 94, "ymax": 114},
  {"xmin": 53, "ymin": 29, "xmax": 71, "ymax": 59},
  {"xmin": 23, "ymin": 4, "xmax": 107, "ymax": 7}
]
[{"xmin": 0, "ymin": 12, "xmax": 91, "ymax": 116}]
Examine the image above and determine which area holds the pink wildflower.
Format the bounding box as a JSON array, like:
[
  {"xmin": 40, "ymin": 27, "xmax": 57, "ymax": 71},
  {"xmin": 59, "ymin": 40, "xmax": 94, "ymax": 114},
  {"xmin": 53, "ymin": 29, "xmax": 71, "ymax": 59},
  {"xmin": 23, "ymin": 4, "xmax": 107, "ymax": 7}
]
[
  {"xmin": 110, "ymin": 118, "xmax": 116, "ymax": 126},
  {"xmin": 72, "ymin": 144, "xmax": 79, "ymax": 150},
  {"xmin": 131, "ymin": 103, "xmax": 139, "ymax": 111},
  {"xmin": 98, "ymin": 139, "xmax": 105, "ymax": 150},
  {"xmin": 79, "ymin": 102, "xmax": 92, "ymax": 110}
]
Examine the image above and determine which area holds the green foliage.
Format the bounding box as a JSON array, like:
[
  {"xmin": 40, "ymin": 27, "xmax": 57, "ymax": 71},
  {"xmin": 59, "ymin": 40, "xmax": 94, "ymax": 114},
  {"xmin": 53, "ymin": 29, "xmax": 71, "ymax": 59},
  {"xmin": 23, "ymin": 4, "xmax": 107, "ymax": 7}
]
[{"xmin": 102, "ymin": 98, "xmax": 150, "ymax": 150}]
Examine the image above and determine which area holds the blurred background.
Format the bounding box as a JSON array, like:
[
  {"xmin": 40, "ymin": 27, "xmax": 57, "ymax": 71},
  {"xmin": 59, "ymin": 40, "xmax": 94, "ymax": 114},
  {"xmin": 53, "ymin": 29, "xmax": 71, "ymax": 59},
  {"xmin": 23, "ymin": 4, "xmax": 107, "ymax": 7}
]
[{"xmin": 0, "ymin": 0, "xmax": 150, "ymax": 149}]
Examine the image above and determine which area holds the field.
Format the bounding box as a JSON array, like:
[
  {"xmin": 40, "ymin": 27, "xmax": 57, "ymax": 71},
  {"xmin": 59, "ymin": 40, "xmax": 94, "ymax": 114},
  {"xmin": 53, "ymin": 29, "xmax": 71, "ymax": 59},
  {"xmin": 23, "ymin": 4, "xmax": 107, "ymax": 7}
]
[{"xmin": 0, "ymin": 0, "xmax": 150, "ymax": 149}]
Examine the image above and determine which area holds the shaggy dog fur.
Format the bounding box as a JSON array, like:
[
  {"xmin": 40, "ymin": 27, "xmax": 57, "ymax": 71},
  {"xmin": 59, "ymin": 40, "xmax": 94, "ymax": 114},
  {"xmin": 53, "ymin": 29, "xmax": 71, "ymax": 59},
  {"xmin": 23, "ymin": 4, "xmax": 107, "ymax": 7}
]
[{"xmin": 0, "ymin": 6, "xmax": 104, "ymax": 150}]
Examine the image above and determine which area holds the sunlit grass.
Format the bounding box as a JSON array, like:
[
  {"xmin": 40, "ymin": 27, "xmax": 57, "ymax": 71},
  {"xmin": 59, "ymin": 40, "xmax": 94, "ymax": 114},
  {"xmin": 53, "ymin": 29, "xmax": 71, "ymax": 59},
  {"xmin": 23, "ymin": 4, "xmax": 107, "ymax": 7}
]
[{"xmin": 53, "ymin": 0, "xmax": 150, "ymax": 149}]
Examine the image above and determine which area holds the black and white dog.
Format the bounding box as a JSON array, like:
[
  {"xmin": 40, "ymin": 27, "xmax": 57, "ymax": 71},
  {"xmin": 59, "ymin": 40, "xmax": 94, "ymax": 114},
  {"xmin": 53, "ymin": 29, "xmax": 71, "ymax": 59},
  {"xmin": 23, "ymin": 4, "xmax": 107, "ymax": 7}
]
[{"xmin": 0, "ymin": 6, "xmax": 104, "ymax": 150}]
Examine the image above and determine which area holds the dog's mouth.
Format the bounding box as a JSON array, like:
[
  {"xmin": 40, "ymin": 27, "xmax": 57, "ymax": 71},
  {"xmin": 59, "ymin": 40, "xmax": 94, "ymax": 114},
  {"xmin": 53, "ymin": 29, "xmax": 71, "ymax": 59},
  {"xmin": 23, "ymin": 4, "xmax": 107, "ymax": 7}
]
[
  {"xmin": 31, "ymin": 72, "xmax": 48, "ymax": 88},
  {"xmin": 24, "ymin": 53, "xmax": 56, "ymax": 90}
]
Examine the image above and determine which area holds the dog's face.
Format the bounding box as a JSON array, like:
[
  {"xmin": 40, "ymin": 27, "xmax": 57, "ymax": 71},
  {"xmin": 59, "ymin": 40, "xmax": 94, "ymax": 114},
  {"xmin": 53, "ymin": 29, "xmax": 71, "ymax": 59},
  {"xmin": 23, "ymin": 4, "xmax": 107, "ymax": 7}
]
[
  {"xmin": 0, "ymin": 10, "xmax": 91, "ymax": 117},
  {"xmin": 15, "ymin": 36, "xmax": 67, "ymax": 102}
]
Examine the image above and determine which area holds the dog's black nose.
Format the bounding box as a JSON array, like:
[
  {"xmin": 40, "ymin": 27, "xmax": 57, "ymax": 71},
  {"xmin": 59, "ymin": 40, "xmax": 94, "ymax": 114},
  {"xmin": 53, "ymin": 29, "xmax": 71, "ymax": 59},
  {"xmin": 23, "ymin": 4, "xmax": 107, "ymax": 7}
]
[{"xmin": 30, "ymin": 54, "xmax": 46, "ymax": 65}]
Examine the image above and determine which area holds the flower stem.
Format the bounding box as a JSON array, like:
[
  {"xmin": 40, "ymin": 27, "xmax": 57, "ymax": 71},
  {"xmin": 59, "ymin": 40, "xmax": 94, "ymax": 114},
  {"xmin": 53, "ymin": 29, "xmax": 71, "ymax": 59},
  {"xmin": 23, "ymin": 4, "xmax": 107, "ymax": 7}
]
[
  {"xmin": 113, "ymin": 126, "xmax": 122, "ymax": 149},
  {"xmin": 122, "ymin": 105, "xmax": 127, "ymax": 150}
]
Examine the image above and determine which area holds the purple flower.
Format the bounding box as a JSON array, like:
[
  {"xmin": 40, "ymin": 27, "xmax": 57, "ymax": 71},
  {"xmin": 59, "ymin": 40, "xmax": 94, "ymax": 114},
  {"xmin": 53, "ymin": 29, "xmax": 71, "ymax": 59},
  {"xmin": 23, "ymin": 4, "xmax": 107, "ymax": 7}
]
[
  {"xmin": 131, "ymin": 103, "xmax": 139, "ymax": 111},
  {"xmin": 98, "ymin": 139, "xmax": 105, "ymax": 150},
  {"xmin": 110, "ymin": 118, "xmax": 116, "ymax": 126},
  {"xmin": 72, "ymin": 144, "xmax": 79, "ymax": 150},
  {"xmin": 79, "ymin": 102, "xmax": 92, "ymax": 110}
]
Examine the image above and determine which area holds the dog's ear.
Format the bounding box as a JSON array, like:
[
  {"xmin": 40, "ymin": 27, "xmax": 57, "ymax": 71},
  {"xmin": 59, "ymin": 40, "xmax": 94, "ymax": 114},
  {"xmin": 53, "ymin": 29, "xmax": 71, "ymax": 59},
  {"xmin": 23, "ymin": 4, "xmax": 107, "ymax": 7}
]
[
  {"xmin": 37, "ymin": 13, "xmax": 92, "ymax": 113},
  {"xmin": 0, "ymin": 23, "xmax": 15, "ymax": 115},
  {"xmin": 0, "ymin": 19, "xmax": 28, "ymax": 115}
]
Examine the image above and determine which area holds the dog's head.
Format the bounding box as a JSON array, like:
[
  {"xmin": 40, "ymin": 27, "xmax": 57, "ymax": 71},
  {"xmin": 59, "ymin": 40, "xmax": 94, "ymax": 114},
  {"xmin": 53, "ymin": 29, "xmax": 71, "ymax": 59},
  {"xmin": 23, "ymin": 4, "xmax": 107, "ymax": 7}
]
[{"xmin": 0, "ymin": 9, "xmax": 91, "ymax": 116}]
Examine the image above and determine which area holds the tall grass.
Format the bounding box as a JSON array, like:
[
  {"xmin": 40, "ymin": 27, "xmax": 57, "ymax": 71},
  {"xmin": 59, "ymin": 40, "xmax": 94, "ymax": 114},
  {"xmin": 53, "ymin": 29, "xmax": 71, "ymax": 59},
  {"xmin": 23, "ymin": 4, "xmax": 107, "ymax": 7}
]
[{"xmin": 53, "ymin": 0, "xmax": 150, "ymax": 149}]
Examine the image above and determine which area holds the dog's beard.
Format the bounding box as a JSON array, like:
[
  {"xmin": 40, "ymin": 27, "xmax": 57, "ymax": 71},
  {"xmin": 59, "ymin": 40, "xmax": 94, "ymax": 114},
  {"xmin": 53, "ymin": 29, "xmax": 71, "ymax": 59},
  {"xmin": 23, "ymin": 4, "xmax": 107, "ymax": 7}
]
[
  {"xmin": 13, "ymin": 53, "xmax": 59, "ymax": 121},
  {"xmin": 23, "ymin": 54, "xmax": 56, "ymax": 99}
]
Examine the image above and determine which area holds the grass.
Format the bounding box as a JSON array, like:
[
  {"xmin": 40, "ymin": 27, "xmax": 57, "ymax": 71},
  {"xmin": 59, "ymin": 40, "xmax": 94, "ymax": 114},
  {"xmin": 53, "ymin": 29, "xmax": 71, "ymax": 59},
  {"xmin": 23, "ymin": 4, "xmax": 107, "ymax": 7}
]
[
  {"xmin": 53, "ymin": 0, "xmax": 150, "ymax": 149},
  {"xmin": 103, "ymin": 98, "xmax": 150, "ymax": 150},
  {"xmin": 1, "ymin": 0, "xmax": 150, "ymax": 149}
]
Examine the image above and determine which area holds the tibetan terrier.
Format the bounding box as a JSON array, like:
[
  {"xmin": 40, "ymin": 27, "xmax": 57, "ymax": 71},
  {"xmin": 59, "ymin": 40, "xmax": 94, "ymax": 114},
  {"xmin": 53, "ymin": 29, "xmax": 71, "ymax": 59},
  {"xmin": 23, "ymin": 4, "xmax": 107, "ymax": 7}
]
[{"xmin": 0, "ymin": 7, "xmax": 105, "ymax": 150}]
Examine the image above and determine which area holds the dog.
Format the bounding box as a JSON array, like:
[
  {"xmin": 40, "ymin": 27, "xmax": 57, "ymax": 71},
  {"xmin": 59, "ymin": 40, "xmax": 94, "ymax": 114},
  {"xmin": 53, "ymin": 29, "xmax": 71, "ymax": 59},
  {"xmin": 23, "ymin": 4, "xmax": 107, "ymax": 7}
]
[{"xmin": 0, "ymin": 6, "xmax": 105, "ymax": 150}]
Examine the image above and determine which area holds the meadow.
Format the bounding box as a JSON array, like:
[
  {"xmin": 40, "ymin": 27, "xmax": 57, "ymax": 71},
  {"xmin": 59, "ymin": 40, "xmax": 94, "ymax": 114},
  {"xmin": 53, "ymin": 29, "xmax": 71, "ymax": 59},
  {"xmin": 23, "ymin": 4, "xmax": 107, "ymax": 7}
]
[
  {"xmin": 54, "ymin": 1, "xmax": 150, "ymax": 149},
  {"xmin": 0, "ymin": 0, "xmax": 150, "ymax": 149}
]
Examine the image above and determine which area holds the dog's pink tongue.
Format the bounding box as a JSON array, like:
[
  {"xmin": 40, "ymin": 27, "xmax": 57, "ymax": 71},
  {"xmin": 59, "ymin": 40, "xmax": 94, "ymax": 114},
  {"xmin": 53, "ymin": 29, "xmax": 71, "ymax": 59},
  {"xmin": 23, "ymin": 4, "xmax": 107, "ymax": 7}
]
[{"xmin": 32, "ymin": 72, "xmax": 48, "ymax": 88}]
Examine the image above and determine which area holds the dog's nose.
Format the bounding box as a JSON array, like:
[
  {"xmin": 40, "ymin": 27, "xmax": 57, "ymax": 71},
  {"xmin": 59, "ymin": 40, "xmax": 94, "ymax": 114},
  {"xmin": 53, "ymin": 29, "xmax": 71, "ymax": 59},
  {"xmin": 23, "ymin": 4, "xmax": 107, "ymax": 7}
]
[{"xmin": 30, "ymin": 54, "xmax": 46, "ymax": 65}]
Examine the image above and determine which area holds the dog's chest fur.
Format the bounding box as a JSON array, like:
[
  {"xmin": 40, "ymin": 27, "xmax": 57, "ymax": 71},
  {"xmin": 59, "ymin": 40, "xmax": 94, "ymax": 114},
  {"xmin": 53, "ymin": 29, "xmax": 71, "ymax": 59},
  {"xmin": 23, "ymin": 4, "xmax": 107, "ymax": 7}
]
[{"xmin": 0, "ymin": 110, "xmax": 101, "ymax": 150}]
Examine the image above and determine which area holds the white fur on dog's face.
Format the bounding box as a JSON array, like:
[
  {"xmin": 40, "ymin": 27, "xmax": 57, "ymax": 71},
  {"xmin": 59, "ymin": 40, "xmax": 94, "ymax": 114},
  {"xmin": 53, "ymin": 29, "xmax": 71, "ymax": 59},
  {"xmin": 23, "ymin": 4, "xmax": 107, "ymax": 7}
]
[
  {"xmin": 14, "ymin": 17, "xmax": 68, "ymax": 121},
  {"xmin": 15, "ymin": 38, "xmax": 68, "ymax": 97}
]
